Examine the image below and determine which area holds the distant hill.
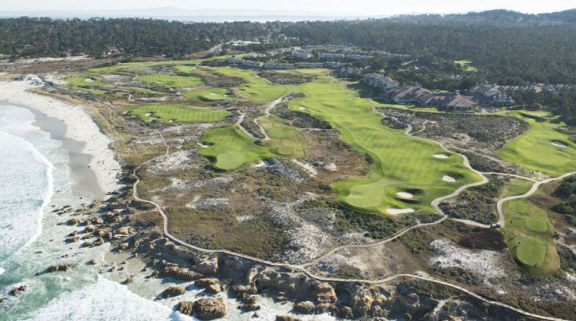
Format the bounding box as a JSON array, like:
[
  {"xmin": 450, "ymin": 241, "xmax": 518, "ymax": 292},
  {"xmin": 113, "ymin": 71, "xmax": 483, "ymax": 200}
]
[{"xmin": 389, "ymin": 9, "xmax": 576, "ymax": 25}]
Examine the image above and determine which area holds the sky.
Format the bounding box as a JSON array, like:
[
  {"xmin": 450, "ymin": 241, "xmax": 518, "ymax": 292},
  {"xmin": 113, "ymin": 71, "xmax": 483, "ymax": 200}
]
[{"xmin": 2, "ymin": 0, "xmax": 575, "ymax": 16}]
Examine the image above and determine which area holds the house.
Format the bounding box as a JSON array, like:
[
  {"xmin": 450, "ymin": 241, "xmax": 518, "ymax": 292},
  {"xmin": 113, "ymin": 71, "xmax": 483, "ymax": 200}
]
[
  {"xmin": 293, "ymin": 50, "xmax": 313, "ymax": 60},
  {"xmin": 347, "ymin": 54, "xmax": 373, "ymax": 61},
  {"xmin": 363, "ymin": 73, "xmax": 400, "ymax": 90},
  {"xmin": 295, "ymin": 62, "xmax": 324, "ymax": 68},
  {"xmin": 318, "ymin": 53, "xmax": 346, "ymax": 60},
  {"xmin": 442, "ymin": 95, "xmax": 478, "ymax": 112}
]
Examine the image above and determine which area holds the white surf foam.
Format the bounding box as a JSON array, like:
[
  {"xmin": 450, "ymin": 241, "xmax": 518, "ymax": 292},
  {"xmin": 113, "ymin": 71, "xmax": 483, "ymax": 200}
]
[
  {"xmin": 21, "ymin": 278, "xmax": 191, "ymax": 321},
  {"xmin": 0, "ymin": 105, "xmax": 57, "ymax": 259}
]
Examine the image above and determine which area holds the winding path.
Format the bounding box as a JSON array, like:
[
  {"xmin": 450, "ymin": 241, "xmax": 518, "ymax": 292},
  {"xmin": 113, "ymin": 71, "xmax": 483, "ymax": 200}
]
[{"xmin": 127, "ymin": 120, "xmax": 573, "ymax": 321}]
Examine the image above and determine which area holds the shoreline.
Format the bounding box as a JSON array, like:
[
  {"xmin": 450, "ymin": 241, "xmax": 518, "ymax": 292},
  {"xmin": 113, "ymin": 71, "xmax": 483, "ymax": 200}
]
[{"xmin": 0, "ymin": 78, "xmax": 121, "ymax": 198}]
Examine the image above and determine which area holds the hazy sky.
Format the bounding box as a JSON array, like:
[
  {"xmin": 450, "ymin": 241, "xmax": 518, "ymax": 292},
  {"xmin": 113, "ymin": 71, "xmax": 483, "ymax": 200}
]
[{"xmin": 2, "ymin": 0, "xmax": 575, "ymax": 15}]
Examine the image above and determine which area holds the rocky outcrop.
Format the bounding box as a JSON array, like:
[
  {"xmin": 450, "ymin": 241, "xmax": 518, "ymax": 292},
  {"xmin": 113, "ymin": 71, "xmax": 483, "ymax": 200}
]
[
  {"xmin": 161, "ymin": 286, "xmax": 186, "ymax": 298},
  {"xmin": 8, "ymin": 285, "xmax": 27, "ymax": 297},
  {"xmin": 163, "ymin": 265, "xmax": 202, "ymax": 281},
  {"xmin": 193, "ymin": 256, "xmax": 219, "ymax": 275},
  {"xmin": 312, "ymin": 282, "xmax": 337, "ymax": 303},
  {"xmin": 275, "ymin": 316, "xmax": 302, "ymax": 321},
  {"xmin": 193, "ymin": 297, "xmax": 227, "ymax": 320},
  {"xmin": 45, "ymin": 263, "xmax": 76, "ymax": 273},
  {"xmin": 177, "ymin": 301, "xmax": 194, "ymax": 315},
  {"xmin": 294, "ymin": 301, "xmax": 315, "ymax": 314},
  {"xmin": 195, "ymin": 278, "xmax": 224, "ymax": 294},
  {"xmin": 238, "ymin": 294, "xmax": 261, "ymax": 312}
]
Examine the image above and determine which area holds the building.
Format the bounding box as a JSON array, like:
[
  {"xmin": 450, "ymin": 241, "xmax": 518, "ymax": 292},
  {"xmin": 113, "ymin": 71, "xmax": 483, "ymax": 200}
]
[
  {"xmin": 363, "ymin": 73, "xmax": 400, "ymax": 90},
  {"xmin": 292, "ymin": 50, "xmax": 313, "ymax": 60}
]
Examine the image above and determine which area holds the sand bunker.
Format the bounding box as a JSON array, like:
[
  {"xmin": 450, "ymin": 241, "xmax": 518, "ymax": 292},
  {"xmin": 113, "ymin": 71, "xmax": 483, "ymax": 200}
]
[
  {"xmin": 387, "ymin": 208, "xmax": 415, "ymax": 215},
  {"xmin": 434, "ymin": 154, "xmax": 449, "ymax": 159},
  {"xmin": 442, "ymin": 175, "xmax": 456, "ymax": 183},
  {"xmin": 551, "ymin": 141, "xmax": 568, "ymax": 148},
  {"xmin": 395, "ymin": 192, "xmax": 414, "ymax": 200}
]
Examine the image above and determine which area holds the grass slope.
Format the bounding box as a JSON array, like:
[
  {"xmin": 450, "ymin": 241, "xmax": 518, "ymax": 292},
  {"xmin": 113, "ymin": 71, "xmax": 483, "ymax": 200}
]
[
  {"xmin": 209, "ymin": 67, "xmax": 288, "ymax": 104},
  {"xmin": 287, "ymin": 71, "xmax": 482, "ymax": 214},
  {"xmin": 200, "ymin": 127, "xmax": 273, "ymax": 170},
  {"xmin": 498, "ymin": 111, "xmax": 576, "ymax": 176},
  {"xmin": 182, "ymin": 88, "xmax": 233, "ymax": 103},
  {"xmin": 136, "ymin": 74, "xmax": 203, "ymax": 88},
  {"xmin": 503, "ymin": 198, "xmax": 559, "ymax": 273},
  {"xmin": 129, "ymin": 104, "xmax": 229, "ymax": 123},
  {"xmin": 260, "ymin": 117, "xmax": 307, "ymax": 158}
]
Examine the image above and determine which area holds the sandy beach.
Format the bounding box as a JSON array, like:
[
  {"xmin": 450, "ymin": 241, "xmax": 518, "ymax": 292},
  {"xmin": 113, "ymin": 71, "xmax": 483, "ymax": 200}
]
[{"xmin": 0, "ymin": 78, "xmax": 121, "ymax": 197}]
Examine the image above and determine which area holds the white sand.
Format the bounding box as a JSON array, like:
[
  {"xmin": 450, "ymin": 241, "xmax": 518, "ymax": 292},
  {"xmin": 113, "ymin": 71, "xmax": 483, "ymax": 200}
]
[
  {"xmin": 386, "ymin": 208, "xmax": 415, "ymax": 215},
  {"xmin": 442, "ymin": 175, "xmax": 456, "ymax": 183},
  {"xmin": 395, "ymin": 192, "xmax": 414, "ymax": 199},
  {"xmin": 292, "ymin": 159, "xmax": 317, "ymax": 177},
  {"xmin": 0, "ymin": 79, "xmax": 121, "ymax": 195},
  {"xmin": 434, "ymin": 154, "xmax": 449, "ymax": 159},
  {"xmin": 551, "ymin": 141, "xmax": 568, "ymax": 148}
]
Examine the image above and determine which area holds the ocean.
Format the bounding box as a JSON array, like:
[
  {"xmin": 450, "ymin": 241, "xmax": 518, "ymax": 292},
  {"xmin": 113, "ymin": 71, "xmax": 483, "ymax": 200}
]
[{"xmin": 0, "ymin": 103, "xmax": 337, "ymax": 321}]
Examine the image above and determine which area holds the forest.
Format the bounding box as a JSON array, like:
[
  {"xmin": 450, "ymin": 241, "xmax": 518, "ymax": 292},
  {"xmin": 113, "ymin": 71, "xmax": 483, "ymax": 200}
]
[{"xmin": 1, "ymin": 14, "xmax": 576, "ymax": 122}]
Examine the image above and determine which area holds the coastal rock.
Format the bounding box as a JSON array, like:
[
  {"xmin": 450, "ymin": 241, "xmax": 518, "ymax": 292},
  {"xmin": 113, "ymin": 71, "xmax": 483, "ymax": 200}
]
[
  {"xmin": 231, "ymin": 284, "xmax": 257, "ymax": 296},
  {"xmin": 315, "ymin": 303, "xmax": 335, "ymax": 313},
  {"xmin": 312, "ymin": 282, "xmax": 337, "ymax": 303},
  {"xmin": 193, "ymin": 297, "xmax": 227, "ymax": 320},
  {"xmin": 193, "ymin": 256, "xmax": 219, "ymax": 275},
  {"xmin": 337, "ymin": 306, "xmax": 354, "ymax": 318},
  {"xmin": 239, "ymin": 303, "xmax": 261, "ymax": 312},
  {"xmin": 66, "ymin": 218, "xmax": 80, "ymax": 226},
  {"xmin": 163, "ymin": 265, "xmax": 202, "ymax": 281},
  {"xmin": 177, "ymin": 301, "xmax": 194, "ymax": 315},
  {"xmin": 275, "ymin": 316, "xmax": 302, "ymax": 321},
  {"xmin": 8, "ymin": 285, "xmax": 27, "ymax": 297},
  {"xmin": 162, "ymin": 286, "xmax": 186, "ymax": 298},
  {"xmin": 195, "ymin": 278, "xmax": 224, "ymax": 294},
  {"xmin": 84, "ymin": 225, "xmax": 96, "ymax": 233},
  {"xmin": 294, "ymin": 301, "xmax": 315, "ymax": 314},
  {"xmin": 351, "ymin": 293, "xmax": 373, "ymax": 315},
  {"xmin": 116, "ymin": 226, "xmax": 132, "ymax": 235},
  {"xmin": 46, "ymin": 263, "xmax": 76, "ymax": 273},
  {"xmin": 65, "ymin": 236, "xmax": 80, "ymax": 243}
]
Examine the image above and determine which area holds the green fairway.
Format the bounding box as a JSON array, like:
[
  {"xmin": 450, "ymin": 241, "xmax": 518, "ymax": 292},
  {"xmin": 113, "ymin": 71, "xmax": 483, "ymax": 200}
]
[
  {"xmin": 285, "ymin": 71, "xmax": 482, "ymax": 214},
  {"xmin": 200, "ymin": 127, "xmax": 274, "ymax": 170},
  {"xmin": 182, "ymin": 88, "xmax": 233, "ymax": 103},
  {"xmin": 129, "ymin": 104, "xmax": 229, "ymax": 123},
  {"xmin": 498, "ymin": 111, "xmax": 576, "ymax": 176},
  {"xmin": 503, "ymin": 198, "xmax": 559, "ymax": 272},
  {"xmin": 136, "ymin": 74, "xmax": 203, "ymax": 88},
  {"xmin": 500, "ymin": 178, "xmax": 533, "ymax": 197},
  {"xmin": 454, "ymin": 59, "xmax": 478, "ymax": 72},
  {"xmin": 260, "ymin": 117, "xmax": 307, "ymax": 158},
  {"xmin": 208, "ymin": 67, "xmax": 288, "ymax": 104}
]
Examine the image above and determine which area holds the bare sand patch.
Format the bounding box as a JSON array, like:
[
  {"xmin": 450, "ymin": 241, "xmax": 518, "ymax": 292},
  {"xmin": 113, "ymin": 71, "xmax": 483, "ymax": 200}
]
[
  {"xmin": 551, "ymin": 141, "xmax": 568, "ymax": 148},
  {"xmin": 442, "ymin": 175, "xmax": 456, "ymax": 183},
  {"xmin": 395, "ymin": 192, "xmax": 414, "ymax": 200},
  {"xmin": 386, "ymin": 208, "xmax": 415, "ymax": 215},
  {"xmin": 434, "ymin": 154, "xmax": 449, "ymax": 159}
]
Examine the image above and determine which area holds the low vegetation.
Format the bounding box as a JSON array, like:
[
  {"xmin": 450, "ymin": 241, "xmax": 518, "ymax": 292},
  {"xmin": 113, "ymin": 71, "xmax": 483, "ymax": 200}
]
[{"xmin": 129, "ymin": 104, "xmax": 229, "ymax": 123}]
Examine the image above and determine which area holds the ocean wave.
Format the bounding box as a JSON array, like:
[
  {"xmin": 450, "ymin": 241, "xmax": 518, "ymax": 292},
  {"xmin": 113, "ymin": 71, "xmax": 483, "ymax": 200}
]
[
  {"xmin": 21, "ymin": 277, "xmax": 192, "ymax": 321},
  {"xmin": 0, "ymin": 105, "xmax": 56, "ymax": 260}
]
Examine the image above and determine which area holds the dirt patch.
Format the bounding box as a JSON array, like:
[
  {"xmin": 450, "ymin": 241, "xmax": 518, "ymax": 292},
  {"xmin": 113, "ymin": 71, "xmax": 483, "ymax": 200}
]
[
  {"xmin": 459, "ymin": 229, "xmax": 507, "ymax": 251},
  {"xmin": 257, "ymin": 71, "xmax": 314, "ymax": 85}
]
